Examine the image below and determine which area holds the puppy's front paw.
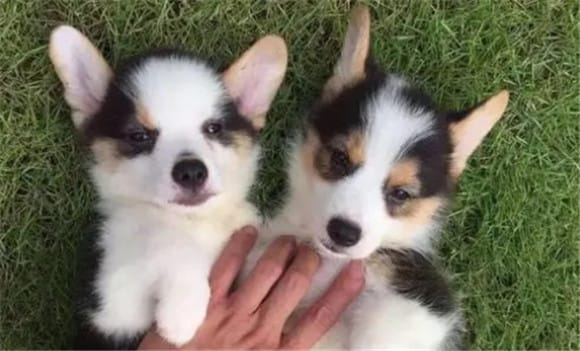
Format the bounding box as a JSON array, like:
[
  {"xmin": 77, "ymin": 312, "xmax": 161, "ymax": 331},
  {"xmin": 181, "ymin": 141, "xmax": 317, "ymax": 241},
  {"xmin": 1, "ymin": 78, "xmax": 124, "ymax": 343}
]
[{"xmin": 156, "ymin": 298, "xmax": 207, "ymax": 347}]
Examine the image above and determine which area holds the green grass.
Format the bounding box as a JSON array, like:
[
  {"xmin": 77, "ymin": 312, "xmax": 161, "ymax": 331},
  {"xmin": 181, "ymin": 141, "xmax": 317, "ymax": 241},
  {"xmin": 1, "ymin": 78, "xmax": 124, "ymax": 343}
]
[{"xmin": 0, "ymin": 0, "xmax": 578, "ymax": 349}]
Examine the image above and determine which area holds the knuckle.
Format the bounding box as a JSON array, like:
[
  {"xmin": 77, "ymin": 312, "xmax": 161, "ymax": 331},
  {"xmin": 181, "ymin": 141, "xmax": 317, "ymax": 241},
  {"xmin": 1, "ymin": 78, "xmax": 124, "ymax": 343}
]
[
  {"xmin": 245, "ymin": 327, "xmax": 275, "ymax": 348},
  {"xmin": 257, "ymin": 258, "xmax": 284, "ymax": 278},
  {"xmin": 340, "ymin": 274, "xmax": 364, "ymax": 295},
  {"xmin": 309, "ymin": 304, "xmax": 336, "ymax": 328},
  {"xmin": 283, "ymin": 336, "xmax": 302, "ymax": 349},
  {"xmin": 304, "ymin": 246, "xmax": 321, "ymax": 266},
  {"xmin": 286, "ymin": 269, "xmax": 311, "ymax": 290},
  {"xmin": 208, "ymin": 275, "xmax": 225, "ymax": 294},
  {"xmin": 224, "ymin": 298, "xmax": 239, "ymax": 314},
  {"xmin": 270, "ymin": 236, "xmax": 295, "ymax": 253},
  {"xmin": 295, "ymin": 245, "xmax": 321, "ymax": 270}
]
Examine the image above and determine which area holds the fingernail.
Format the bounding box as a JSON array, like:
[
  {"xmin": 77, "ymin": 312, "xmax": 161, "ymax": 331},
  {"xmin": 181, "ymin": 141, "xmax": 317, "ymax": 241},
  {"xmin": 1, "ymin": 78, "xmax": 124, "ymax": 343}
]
[
  {"xmin": 278, "ymin": 235, "xmax": 296, "ymax": 244},
  {"xmin": 298, "ymin": 242, "xmax": 321, "ymax": 265},
  {"xmin": 276, "ymin": 235, "xmax": 297, "ymax": 251},
  {"xmin": 298, "ymin": 242, "xmax": 316, "ymax": 255},
  {"xmin": 237, "ymin": 225, "xmax": 257, "ymax": 238}
]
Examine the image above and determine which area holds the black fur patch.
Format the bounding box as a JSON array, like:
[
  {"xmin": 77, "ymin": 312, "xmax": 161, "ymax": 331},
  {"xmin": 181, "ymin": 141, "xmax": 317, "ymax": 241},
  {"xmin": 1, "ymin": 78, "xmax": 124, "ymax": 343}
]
[
  {"xmin": 213, "ymin": 100, "xmax": 259, "ymax": 146},
  {"xmin": 395, "ymin": 80, "xmax": 453, "ymax": 198},
  {"xmin": 83, "ymin": 82, "xmax": 158, "ymax": 158},
  {"xmin": 309, "ymin": 63, "xmax": 386, "ymax": 181},
  {"xmin": 310, "ymin": 68, "xmax": 386, "ymax": 145},
  {"xmin": 72, "ymin": 213, "xmax": 143, "ymax": 349},
  {"xmin": 400, "ymin": 128, "xmax": 453, "ymax": 198},
  {"xmin": 380, "ymin": 248, "xmax": 456, "ymax": 316},
  {"xmin": 83, "ymin": 49, "xmax": 203, "ymax": 155},
  {"xmin": 83, "ymin": 48, "xmax": 257, "ymax": 154}
]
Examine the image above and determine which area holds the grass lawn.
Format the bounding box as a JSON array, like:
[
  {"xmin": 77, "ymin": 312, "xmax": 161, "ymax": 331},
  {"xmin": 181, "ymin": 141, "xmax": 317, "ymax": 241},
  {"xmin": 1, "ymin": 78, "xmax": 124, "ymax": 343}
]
[{"xmin": 1, "ymin": 0, "xmax": 578, "ymax": 349}]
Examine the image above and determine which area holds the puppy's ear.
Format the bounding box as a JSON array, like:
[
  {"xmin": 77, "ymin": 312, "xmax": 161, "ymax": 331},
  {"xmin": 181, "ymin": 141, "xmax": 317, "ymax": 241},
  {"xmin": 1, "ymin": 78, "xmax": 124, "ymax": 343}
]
[
  {"xmin": 222, "ymin": 35, "xmax": 288, "ymax": 130},
  {"xmin": 322, "ymin": 5, "xmax": 371, "ymax": 101},
  {"xmin": 447, "ymin": 90, "xmax": 509, "ymax": 178},
  {"xmin": 49, "ymin": 25, "xmax": 112, "ymax": 128}
]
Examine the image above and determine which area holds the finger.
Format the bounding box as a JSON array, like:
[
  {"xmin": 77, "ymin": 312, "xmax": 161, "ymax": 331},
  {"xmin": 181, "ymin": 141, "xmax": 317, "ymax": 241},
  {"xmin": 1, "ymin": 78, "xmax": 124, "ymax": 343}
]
[
  {"xmin": 230, "ymin": 236, "xmax": 296, "ymax": 313},
  {"xmin": 259, "ymin": 244, "xmax": 320, "ymax": 329},
  {"xmin": 209, "ymin": 226, "xmax": 257, "ymax": 302},
  {"xmin": 282, "ymin": 260, "xmax": 365, "ymax": 349},
  {"xmin": 138, "ymin": 329, "xmax": 175, "ymax": 350}
]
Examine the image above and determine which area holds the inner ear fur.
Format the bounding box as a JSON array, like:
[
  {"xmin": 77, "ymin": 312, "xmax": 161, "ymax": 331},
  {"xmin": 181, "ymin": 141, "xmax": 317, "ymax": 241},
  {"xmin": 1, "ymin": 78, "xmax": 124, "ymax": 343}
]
[
  {"xmin": 322, "ymin": 5, "xmax": 371, "ymax": 101},
  {"xmin": 448, "ymin": 90, "xmax": 510, "ymax": 178}
]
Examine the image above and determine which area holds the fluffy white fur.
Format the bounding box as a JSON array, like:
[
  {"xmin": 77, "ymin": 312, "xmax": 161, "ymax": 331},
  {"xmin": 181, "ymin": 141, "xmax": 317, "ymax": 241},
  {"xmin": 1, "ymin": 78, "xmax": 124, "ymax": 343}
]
[
  {"xmin": 50, "ymin": 26, "xmax": 287, "ymax": 347},
  {"xmin": 93, "ymin": 196, "xmax": 258, "ymax": 345},
  {"xmin": 89, "ymin": 59, "xmax": 260, "ymax": 346},
  {"xmin": 246, "ymin": 85, "xmax": 460, "ymax": 348},
  {"xmin": 243, "ymin": 6, "xmax": 507, "ymax": 349}
]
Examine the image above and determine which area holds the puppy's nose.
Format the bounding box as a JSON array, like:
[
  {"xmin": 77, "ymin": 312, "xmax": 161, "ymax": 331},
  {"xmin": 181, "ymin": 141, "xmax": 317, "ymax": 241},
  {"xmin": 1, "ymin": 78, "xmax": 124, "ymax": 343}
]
[
  {"xmin": 327, "ymin": 217, "xmax": 361, "ymax": 247},
  {"xmin": 172, "ymin": 159, "xmax": 208, "ymax": 190}
]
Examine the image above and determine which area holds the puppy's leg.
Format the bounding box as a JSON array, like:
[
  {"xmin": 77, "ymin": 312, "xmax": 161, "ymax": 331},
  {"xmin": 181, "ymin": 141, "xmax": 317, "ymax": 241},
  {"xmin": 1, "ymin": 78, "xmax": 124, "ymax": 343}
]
[
  {"xmin": 348, "ymin": 292, "xmax": 459, "ymax": 349},
  {"xmin": 155, "ymin": 264, "xmax": 211, "ymax": 347},
  {"xmin": 91, "ymin": 265, "xmax": 155, "ymax": 343}
]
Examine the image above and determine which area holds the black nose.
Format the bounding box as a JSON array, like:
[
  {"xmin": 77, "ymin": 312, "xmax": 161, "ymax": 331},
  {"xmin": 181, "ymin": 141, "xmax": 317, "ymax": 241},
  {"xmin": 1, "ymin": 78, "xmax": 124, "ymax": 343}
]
[
  {"xmin": 327, "ymin": 217, "xmax": 361, "ymax": 247},
  {"xmin": 171, "ymin": 159, "xmax": 208, "ymax": 190}
]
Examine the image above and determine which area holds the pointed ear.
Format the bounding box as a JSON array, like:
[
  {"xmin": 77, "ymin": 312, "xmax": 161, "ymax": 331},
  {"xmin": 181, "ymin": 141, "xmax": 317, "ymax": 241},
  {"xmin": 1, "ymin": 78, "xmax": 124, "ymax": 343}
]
[
  {"xmin": 49, "ymin": 25, "xmax": 112, "ymax": 128},
  {"xmin": 222, "ymin": 35, "xmax": 287, "ymax": 130},
  {"xmin": 448, "ymin": 90, "xmax": 510, "ymax": 178},
  {"xmin": 322, "ymin": 5, "xmax": 371, "ymax": 101}
]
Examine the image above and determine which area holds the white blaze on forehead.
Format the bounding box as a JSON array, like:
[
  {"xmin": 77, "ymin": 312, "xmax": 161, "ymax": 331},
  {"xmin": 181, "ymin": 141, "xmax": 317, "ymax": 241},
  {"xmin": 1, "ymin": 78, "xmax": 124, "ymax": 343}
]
[
  {"xmin": 321, "ymin": 80, "xmax": 439, "ymax": 257},
  {"xmin": 363, "ymin": 79, "xmax": 435, "ymax": 179},
  {"xmin": 127, "ymin": 58, "xmax": 225, "ymax": 132},
  {"xmin": 326, "ymin": 79, "xmax": 436, "ymax": 220}
]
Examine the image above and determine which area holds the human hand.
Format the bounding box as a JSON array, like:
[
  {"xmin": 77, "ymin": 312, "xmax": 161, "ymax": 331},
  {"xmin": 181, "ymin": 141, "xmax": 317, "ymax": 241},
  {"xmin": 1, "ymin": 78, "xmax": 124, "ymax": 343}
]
[{"xmin": 139, "ymin": 226, "xmax": 364, "ymax": 350}]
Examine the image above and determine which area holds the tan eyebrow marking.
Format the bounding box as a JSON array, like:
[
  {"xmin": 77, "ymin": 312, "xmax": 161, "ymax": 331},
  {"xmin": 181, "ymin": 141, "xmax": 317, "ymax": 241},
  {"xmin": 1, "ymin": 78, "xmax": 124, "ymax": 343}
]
[
  {"xmin": 136, "ymin": 102, "xmax": 157, "ymax": 130},
  {"xmin": 387, "ymin": 158, "xmax": 420, "ymax": 190}
]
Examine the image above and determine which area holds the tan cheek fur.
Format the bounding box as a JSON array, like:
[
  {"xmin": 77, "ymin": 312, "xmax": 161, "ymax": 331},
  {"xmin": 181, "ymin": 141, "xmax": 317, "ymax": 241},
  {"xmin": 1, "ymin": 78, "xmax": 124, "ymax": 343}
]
[
  {"xmin": 230, "ymin": 133, "xmax": 256, "ymax": 160},
  {"xmin": 90, "ymin": 139, "xmax": 122, "ymax": 171},
  {"xmin": 397, "ymin": 196, "xmax": 447, "ymax": 233}
]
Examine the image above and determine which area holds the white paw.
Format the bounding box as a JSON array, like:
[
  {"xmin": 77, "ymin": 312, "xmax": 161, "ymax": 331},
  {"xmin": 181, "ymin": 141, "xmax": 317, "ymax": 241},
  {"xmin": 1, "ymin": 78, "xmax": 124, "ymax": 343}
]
[
  {"xmin": 155, "ymin": 285, "xmax": 210, "ymax": 347},
  {"xmin": 156, "ymin": 302, "xmax": 207, "ymax": 347}
]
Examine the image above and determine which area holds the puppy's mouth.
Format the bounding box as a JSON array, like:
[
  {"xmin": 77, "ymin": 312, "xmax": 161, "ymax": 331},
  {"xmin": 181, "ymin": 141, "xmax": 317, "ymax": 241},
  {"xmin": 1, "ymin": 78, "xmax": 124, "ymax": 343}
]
[
  {"xmin": 313, "ymin": 238, "xmax": 350, "ymax": 259},
  {"xmin": 171, "ymin": 191, "xmax": 214, "ymax": 207}
]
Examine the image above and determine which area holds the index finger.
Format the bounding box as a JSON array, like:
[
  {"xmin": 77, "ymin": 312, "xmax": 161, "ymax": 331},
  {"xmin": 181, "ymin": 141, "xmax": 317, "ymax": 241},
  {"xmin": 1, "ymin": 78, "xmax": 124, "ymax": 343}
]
[
  {"xmin": 138, "ymin": 328, "xmax": 174, "ymax": 350},
  {"xmin": 259, "ymin": 244, "xmax": 320, "ymax": 329},
  {"xmin": 209, "ymin": 226, "xmax": 257, "ymax": 302},
  {"xmin": 282, "ymin": 260, "xmax": 365, "ymax": 349}
]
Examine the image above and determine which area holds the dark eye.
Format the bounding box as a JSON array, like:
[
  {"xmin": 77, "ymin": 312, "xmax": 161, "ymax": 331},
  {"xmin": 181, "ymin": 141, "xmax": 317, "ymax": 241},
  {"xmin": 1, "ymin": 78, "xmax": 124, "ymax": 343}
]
[
  {"xmin": 128, "ymin": 131, "xmax": 151, "ymax": 143},
  {"xmin": 203, "ymin": 120, "xmax": 224, "ymax": 136},
  {"xmin": 330, "ymin": 148, "xmax": 350, "ymax": 170},
  {"xmin": 389, "ymin": 188, "xmax": 411, "ymax": 203}
]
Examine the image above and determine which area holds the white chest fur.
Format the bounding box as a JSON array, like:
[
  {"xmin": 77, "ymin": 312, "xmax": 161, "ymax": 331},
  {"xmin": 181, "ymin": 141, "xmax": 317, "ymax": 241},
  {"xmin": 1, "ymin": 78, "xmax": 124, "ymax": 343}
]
[{"xmin": 91, "ymin": 199, "xmax": 258, "ymax": 346}]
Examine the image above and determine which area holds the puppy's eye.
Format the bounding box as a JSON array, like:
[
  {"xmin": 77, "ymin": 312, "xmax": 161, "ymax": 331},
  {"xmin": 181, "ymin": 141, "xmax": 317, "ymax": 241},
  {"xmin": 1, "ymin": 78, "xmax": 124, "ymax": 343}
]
[
  {"xmin": 128, "ymin": 131, "xmax": 151, "ymax": 143},
  {"xmin": 203, "ymin": 120, "xmax": 224, "ymax": 136},
  {"xmin": 330, "ymin": 148, "xmax": 350, "ymax": 171},
  {"xmin": 388, "ymin": 188, "xmax": 411, "ymax": 204}
]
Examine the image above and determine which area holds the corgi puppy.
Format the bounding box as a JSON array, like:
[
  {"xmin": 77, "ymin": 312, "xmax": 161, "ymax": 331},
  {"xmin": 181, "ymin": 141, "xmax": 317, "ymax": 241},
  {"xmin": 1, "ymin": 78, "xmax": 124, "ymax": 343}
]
[
  {"xmin": 49, "ymin": 26, "xmax": 287, "ymax": 349},
  {"xmin": 245, "ymin": 5, "xmax": 509, "ymax": 349}
]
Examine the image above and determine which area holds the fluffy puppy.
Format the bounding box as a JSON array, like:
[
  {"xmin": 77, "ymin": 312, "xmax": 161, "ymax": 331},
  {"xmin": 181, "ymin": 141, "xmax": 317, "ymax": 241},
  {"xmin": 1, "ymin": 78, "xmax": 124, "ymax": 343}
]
[
  {"xmin": 49, "ymin": 26, "xmax": 287, "ymax": 349},
  {"xmin": 245, "ymin": 5, "xmax": 509, "ymax": 349}
]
